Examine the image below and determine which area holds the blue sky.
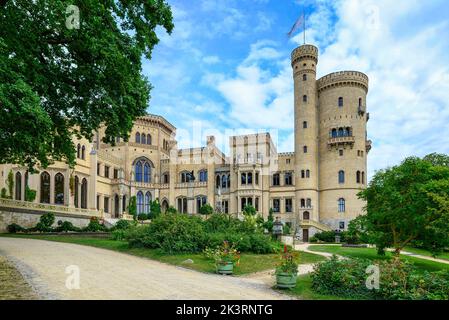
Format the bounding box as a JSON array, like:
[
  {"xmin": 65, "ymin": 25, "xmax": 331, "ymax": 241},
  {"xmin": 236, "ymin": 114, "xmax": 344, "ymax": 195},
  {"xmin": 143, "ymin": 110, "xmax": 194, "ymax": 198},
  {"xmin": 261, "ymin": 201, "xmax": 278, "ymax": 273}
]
[{"xmin": 142, "ymin": 0, "xmax": 449, "ymax": 179}]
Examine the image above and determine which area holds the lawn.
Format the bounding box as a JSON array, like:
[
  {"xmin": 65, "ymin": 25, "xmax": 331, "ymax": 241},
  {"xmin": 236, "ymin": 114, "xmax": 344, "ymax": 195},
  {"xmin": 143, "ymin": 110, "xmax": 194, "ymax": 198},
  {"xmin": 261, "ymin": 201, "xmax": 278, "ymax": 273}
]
[
  {"xmin": 404, "ymin": 246, "xmax": 449, "ymax": 261},
  {"xmin": 0, "ymin": 234, "xmax": 326, "ymax": 276},
  {"xmin": 308, "ymin": 245, "xmax": 449, "ymax": 273},
  {"xmin": 0, "ymin": 256, "xmax": 37, "ymax": 300}
]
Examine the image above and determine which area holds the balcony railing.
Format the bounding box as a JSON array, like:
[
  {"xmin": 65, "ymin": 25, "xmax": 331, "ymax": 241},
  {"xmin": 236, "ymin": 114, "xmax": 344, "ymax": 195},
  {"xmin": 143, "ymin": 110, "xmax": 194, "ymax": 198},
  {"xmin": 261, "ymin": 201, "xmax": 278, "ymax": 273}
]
[{"xmin": 328, "ymin": 136, "xmax": 355, "ymax": 149}]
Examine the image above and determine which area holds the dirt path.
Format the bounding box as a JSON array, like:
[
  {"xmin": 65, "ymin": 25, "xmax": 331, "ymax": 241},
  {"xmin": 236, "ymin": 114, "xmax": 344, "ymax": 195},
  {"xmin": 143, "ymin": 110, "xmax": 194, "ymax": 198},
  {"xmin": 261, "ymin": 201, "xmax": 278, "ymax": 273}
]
[{"xmin": 0, "ymin": 237, "xmax": 291, "ymax": 300}]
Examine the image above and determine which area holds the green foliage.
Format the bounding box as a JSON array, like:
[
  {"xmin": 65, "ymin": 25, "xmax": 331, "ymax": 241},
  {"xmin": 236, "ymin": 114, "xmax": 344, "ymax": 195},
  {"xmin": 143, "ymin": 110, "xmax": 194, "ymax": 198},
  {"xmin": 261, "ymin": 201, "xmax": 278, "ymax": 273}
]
[
  {"xmin": 275, "ymin": 246, "xmax": 299, "ymax": 275},
  {"xmin": 128, "ymin": 196, "xmax": 137, "ymax": 218},
  {"xmin": 114, "ymin": 219, "xmax": 133, "ymax": 230},
  {"xmin": 199, "ymin": 203, "xmax": 214, "ymax": 216},
  {"xmin": 263, "ymin": 209, "xmax": 275, "ymax": 233},
  {"xmin": 423, "ymin": 153, "xmax": 449, "ymax": 167},
  {"xmin": 149, "ymin": 199, "xmax": 161, "ymax": 219},
  {"xmin": 6, "ymin": 170, "xmax": 14, "ymax": 198},
  {"xmin": 137, "ymin": 213, "xmax": 148, "ymax": 221},
  {"xmin": 242, "ymin": 205, "xmax": 256, "ymax": 216},
  {"xmin": 0, "ymin": 187, "xmax": 8, "ymax": 199},
  {"xmin": 346, "ymin": 215, "xmax": 374, "ymax": 245},
  {"xmin": 358, "ymin": 155, "xmax": 449, "ymax": 255},
  {"xmin": 312, "ymin": 231, "xmax": 346, "ymax": 243},
  {"xmin": 55, "ymin": 220, "xmax": 80, "ymax": 232},
  {"xmin": 127, "ymin": 213, "xmax": 206, "ymax": 254},
  {"xmin": 283, "ymin": 223, "xmax": 291, "ymax": 235},
  {"xmin": 7, "ymin": 223, "xmax": 25, "ymax": 233},
  {"xmin": 166, "ymin": 206, "xmax": 178, "ymax": 214},
  {"xmin": 84, "ymin": 217, "xmax": 107, "ymax": 232},
  {"xmin": 204, "ymin": 241, "xmax": 240, "ymax": 266},
  {"xmin": 34, "ymin": 213, "xmax": 55, "ymax": 232},
  {"xmin": 24, "ymin": 185, "xmax": 36, "ymax": 202},
  {"xmin": 0, "ymin": 0, "xmax": 174, "ymax": 172},
  {"xmin": 311, "ymin": 256, "xmax": 449, "ymax": 300}
]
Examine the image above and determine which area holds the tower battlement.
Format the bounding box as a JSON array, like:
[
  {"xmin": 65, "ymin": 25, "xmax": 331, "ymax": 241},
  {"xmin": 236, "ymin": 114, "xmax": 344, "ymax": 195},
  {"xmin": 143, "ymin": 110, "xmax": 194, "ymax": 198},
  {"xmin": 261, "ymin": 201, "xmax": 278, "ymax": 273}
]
[
  {"xmin": 317, "ymin": 71, "xmax": 369, "ymax": 93},
  {"xmin": 291, "ymin": 45, "xmax": 319, "ymax": 66}
]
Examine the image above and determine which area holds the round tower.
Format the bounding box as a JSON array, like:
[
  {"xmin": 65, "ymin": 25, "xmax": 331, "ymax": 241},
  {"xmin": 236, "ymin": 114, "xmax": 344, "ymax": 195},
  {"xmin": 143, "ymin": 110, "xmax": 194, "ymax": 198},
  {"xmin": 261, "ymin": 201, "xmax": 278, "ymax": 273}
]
[
  {"xmin": 291, "ymin": 44, "xmax": 319, "ymax": 229},
  {"xmin": 317, "ymin": 71, "xmax": 369, "ymax": 230}
]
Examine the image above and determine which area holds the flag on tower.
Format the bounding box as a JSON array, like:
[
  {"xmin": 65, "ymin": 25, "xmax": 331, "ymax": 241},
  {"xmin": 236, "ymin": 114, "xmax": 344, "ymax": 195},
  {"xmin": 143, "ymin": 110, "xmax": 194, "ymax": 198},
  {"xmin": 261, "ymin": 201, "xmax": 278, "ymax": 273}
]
[{"xmin": 287, "ymin": 13, "xmax": 305, "ymax": 38}]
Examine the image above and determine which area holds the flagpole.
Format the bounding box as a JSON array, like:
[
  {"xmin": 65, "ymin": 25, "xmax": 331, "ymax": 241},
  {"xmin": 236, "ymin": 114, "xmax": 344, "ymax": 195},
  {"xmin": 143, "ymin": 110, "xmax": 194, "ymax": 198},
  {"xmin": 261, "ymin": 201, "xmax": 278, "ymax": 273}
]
[{"xmin": 303, "ymin": 8, "xmax": 306, "ymax": 45}]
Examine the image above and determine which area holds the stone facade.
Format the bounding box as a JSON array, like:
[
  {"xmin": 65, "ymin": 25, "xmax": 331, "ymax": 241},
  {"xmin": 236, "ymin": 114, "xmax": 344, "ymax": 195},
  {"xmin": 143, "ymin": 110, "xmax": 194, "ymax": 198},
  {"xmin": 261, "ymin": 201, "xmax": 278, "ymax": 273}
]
[{"xmin": 0, "ymin": 44, "xmax": 371, "ymax": 240}]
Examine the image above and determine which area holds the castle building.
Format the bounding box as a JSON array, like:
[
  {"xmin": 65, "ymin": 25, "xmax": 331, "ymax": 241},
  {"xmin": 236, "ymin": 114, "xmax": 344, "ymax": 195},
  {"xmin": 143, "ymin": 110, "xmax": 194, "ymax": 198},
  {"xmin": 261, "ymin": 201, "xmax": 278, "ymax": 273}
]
[{"xmin": 0, "ymin": 44, "xmax": 371, "ymax": 240}]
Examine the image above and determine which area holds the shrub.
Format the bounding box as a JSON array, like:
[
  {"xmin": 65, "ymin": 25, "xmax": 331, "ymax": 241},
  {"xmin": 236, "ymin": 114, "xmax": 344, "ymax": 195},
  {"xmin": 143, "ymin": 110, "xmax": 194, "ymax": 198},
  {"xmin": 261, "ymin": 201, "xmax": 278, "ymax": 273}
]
[
  {"xmin": 35, "ymin": 213, "xmax": 55, "ymax": 232},
  {"xmin": 128, "ymin": 196, "xmax": 137, "ymax": 218},
  {"xmin": 25, "ymin": 185, "xmax": 37, "ymax": 202},
  {"xmin": 124, "ymin": 224, "xmax": 151, "ymax": 247},
  {"xmin": 166, "ymin": 206, "xmax": 177, "ymax": 214},
  {"xmin": 199, "ymin": 203, "xmax": 214, "ymax": 216},
  {"xmin": 7, "ymin": 223, "xmax": 25, "ymax": 233},
  {"xmin": 128, "ymin": 213, "xmax": 206, "ymax": 254},
  {"xmin": 1, "ymin": 187, "xmax": 8, "ymax": 199},
  {"xmin": 114, "ymin": 219, "xmax": 133, "ymax": 230},
  {"xmin": 312, "ymin": 230, "xmax": 348, "ymax": 243},
  {"xmin": 55, "ymin": 220, "xmax": 79, "ymax": 232},
  {"xmin": 149, "ymin": 200, "xmax": 161, "ymax": 219},
  {"xmin": 249, "ymin": 233, "xmax": 276, "ymax": 253},
  {"xmin": 84, "ymin": 217, "xmax": 107, "ymax": 232},
  {"xmin": 137, "ymin": 213, "xmax": 148, "ymax": 221},
  {"xmin": 111, "ymin": 229, "xmax": 126, "ymax": 241}
]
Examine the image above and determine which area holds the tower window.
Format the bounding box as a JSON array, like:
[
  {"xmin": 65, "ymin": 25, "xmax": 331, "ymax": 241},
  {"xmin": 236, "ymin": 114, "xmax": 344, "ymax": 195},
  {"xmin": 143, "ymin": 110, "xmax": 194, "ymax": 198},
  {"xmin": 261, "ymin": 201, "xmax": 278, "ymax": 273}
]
[
  {"xmin": 303, "ymin": 74, "xmax": 307, "ymax": 81},
  {"xmin": 338, "ymin": 97, "xmax": 344, "ymax": 107},
  {"xmin": 339, "ymin": 150, "xmax": 344, "ymax": 156},
  {"xmin": 338, "ymin": 170, "xmax": 345, "ymax": 184},
  {"xmin": 303, "ymin": 95, "xmax": 308, "ymax": 102},
  {"xmin": 303, "ymin": 146, "xmax": 308, "ymax": 153},
  {"xmin": 272, "ymin": 173, "xmax": 280, "ymax": 186},
  {"xmin": 301, "ymin": 170, "xmax": 305, "ymax": 179},
  {"xmin": 338, "ymin": 198, "xmax": 346, "ymax": 212},
  {"xmin": 306, "ymin": 170, "xmax": 310, "ymax": 178},
  {"xmin": 356, "ymin": 171, "xmax": 361, "ymax": 183},
  {"xmin": 303, "ymin": 121, "xmax": 308, "ymax": 129}
]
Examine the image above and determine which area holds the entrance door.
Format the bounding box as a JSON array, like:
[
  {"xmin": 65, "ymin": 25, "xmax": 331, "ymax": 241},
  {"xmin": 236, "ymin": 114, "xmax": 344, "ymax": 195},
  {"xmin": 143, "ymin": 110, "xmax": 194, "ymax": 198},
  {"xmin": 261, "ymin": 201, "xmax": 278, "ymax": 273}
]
[{"xmin": 303, "ymin": 229, "xmax": 309, "ymax": 242}]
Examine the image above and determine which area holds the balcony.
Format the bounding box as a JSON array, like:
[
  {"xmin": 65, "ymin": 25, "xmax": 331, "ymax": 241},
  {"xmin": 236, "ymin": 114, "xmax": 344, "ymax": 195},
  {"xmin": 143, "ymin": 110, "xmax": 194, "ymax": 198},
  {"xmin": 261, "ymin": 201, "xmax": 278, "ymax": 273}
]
[
  {"xmin": 328, "ymin": 136, "xmax": 355, "ymax": 149},
  {"xmin": 366, "ymin": 140, "xmax": 372, "ymax": 153}
]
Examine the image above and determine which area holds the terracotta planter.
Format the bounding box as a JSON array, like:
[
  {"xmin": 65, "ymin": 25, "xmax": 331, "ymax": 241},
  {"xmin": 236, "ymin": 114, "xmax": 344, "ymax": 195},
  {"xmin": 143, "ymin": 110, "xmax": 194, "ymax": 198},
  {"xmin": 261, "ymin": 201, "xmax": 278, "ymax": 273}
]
[
  {"xmin": 217, "ymin": 261, "xmax": 234, "ymax": 275},
  {"xmin": 276, "ymin": 272, "xmax": 297, "ymax": 288}
]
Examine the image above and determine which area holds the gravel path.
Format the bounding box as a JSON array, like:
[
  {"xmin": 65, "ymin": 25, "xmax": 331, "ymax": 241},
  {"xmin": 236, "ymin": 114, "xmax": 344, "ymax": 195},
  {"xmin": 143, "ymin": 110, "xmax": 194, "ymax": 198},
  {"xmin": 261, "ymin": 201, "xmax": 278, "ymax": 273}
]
[{"xmin": 0, "ymin": 238, "xmax": 290, "ymax": 300}]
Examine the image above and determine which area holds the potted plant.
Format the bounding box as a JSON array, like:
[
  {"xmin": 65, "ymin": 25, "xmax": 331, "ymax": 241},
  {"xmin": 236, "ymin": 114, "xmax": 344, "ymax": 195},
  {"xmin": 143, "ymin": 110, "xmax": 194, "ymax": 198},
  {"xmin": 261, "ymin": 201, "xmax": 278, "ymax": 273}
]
[
  {"xmin": 275, "ymin": 245, "xmax": 299, "ymax": 289},
  {"xmin": 204, "ymin": 241, "xmax": 240, "ymax": 275}
]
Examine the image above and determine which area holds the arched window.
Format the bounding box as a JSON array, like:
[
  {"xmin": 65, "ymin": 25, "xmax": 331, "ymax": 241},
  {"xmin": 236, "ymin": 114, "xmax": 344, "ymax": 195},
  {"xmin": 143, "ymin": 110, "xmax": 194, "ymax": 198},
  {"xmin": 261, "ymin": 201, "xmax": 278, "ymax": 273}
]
[
  {"xmin": 135, "ymin": 132, "xmax": 141, "ymax": 143},
  {"xmin": 74, "ymin": 176, "xmax": 79, "ymax": 208},
  {"xmin": 144, "ymin": 162, "xmax": 151, "ymax": 183},
  {"xmin": 147, "ymin": 134, "xmax": 152, "ymax": 145},
  {"xmin": 338, "ymin": 97, "xmax": 344, "ymax": 107},
  {"xmin": 135, "ymin": 161, "xmax": 143, "ymax": 182},
  {"xmin": 216, "ymin": 175, "xmax": 221, "ymax": 188},
  {"xmin": 137, "ymin": 191, "xmax": 144, "ymax": 214},
  {"xmin": 303, "ymin": 211, "xmax": 310, "ymax": 220},
  {"xmin": 81, "ymin": 178, "xmax": 88, "ymax": 209},
  {"xmin": 338, "ymin": 170, "xmax": 345, "ymax": 184},
  {"xmin": 241, "ymin": 172, "xmax": 247, "ymax": 185},
  {"xmin": 77, "ymin": 144, "xmax": 81, "ymax": 158},
  {"xmin": 145, "ymin": 191, "xmax": 152, "ymax": 214},
  {"xmin": 196, "ymin": 196, "xmax": 207, "ymax": 214},
  {"xmin": 332, "ymin": 129, "xmax": 337, "ymax": 138},
  {"xmin": 162, "ymin": 172, "xmax": 169, "ymax": 184},
  {"xmin": 338, "ymin": 128, "xmax": 344, "ymax": 137},
  {"xmin": 303, "ymin": 121, "xmax": 308, "ymax": 129},
  {"xmin": 356, "ymin": 171, "xmax": 361, "ymax": 184},
  {"xmin": 300, "ymin": 199, "xmax": 306, "ymax": 208},
  {"xmin": 306, "ymin": 198, "xmax": 312, "ymax": 208},
  {"xmin": 306, "ymin": 170, "xmax": 310, "ymax": 178},
  {"xmin": 301, "ymin": 170, "xmax": 305, "ymax": 179},
  {"xmin": 338, "ymin": 198, "xmax": 346, "ymax": 212},
  {"xmin": 40, "ymin": 172, "xmax": 50, "ymax": 204},
  {"xmin": 303, "ymin": 74, "xmax": 307, "ymax": 81},
  {"xmin": 199, "ymin": 170, "xmax": 207, "ymax": 182},
  {"xmin": 303, "ymin": 95, "xmax": 308, "ymax": 102},
  {"xmin": 15, "ymin": 172, "xmax": 22, "ymax": 200},
  {"xmin": 359, "ymin": 98, "xmax": 363, "ymax": 107},
  {"xmin": 362, "ymin": 172, "xmax": 365, "ymax": 184},
  {"xmin": 247, "ymin": 172, "xmax": 253, "ymax": 184},
  {"xmin": 221, "ymin": 175, "xmax": 227, "ymax": 188},
  {"xmin": 141, "ymin": 134, "xmax": 146, "ymax": 144},
  {"xmin": 303, "ymin": 146, "xmax": 308, "ymax": 153},
  {"xmin": 54, "ymin": 173, "xmax": 64, "ymax": 205},
  {"xmin": 346, "ymin": 127, "xmax": 351, "ymax": 137},
  {"xmin": 81, "ymin": 145, "xmax": 86, "ymax": 160}
]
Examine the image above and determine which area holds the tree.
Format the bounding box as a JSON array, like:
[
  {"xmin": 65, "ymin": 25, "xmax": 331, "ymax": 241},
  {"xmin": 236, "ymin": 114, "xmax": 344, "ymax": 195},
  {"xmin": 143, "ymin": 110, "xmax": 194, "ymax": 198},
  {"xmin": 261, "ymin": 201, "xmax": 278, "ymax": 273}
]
[
  {"xmin": 242, "ymin": 205, "xmax": 256, "ymax": 216},
  {"xmin": 423, "ymin": 153, "xmax": 449, "ymax": 167},
  {"xmin": 128, "ymin": 196, "xmax": 137, "ymax": 219},
  {"xmin": 149, "ymin": 199, "xmax": 161, "ymax": 219},
  {"xmin": 166, "ymin": 206, "xmax": 178, "ymax": 214},
  {"xmin": 358, "ymin": 156, "xmax": 449, "ymax": 256},
  {"xmin": 199, "ymin": 203, "xmax": 214, "ymax": 218},
  {"xmin": 6, "ymin": 170, "xmax": 13, "ymax": 198},
  {"xmin": 263, "ymin": 208, "xmax": 275, "ymax": 233},
  {"xmin": 0, "ymin": 1, "xmax": 173, "ymax": 172}
]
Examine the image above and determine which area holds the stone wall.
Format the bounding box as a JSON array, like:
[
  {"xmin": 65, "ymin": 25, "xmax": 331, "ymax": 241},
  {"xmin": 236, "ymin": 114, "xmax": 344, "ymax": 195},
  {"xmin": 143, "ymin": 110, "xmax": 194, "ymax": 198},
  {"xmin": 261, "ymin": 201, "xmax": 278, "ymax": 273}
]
[{"xmin": 0, "ymin": 208, "xmax": 92, "ymax": 233}]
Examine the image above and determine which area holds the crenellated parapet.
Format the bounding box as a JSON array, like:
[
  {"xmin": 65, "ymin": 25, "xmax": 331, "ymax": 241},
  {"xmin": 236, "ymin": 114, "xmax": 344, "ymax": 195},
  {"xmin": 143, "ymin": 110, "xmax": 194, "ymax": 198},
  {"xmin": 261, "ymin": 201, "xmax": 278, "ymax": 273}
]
[
  {"xmin": 291, "ymin": 44, "xmax": 318, "ymax": 66},
  {"xmin": 317, "ymin": 71, "xmax": 369, "ymax": 93}
]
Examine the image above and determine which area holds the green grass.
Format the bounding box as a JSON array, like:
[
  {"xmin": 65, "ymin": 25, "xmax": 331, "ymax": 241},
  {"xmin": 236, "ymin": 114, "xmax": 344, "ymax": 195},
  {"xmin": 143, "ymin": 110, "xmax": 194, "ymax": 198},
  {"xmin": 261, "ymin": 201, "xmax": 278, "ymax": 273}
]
[
  {"xmin": 404, "ymin": 246, "xmax": 449, "ymax": 261},
  {"xmin": 0, "ymin": 234, "xmax": 325, "ymax": 276},
  {"xmin": 308, "ymin": 245, "xmax": 449, "ymax": 273},
  {"xmin": 0, "ymin": 256, "xmax": 37, "ymax": 300}
]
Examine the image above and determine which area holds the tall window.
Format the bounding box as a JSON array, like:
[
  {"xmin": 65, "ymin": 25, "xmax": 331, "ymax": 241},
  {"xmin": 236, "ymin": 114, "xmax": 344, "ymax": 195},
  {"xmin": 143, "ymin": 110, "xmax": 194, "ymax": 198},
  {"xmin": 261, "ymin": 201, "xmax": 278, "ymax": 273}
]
[
  {"xmin": 331, "ymin": 129, "xmax": 337, "ymax": 138},
  {"xmin": 135, "ymin": 132, "xmax": 141, "ymax": 143},
  {"xmin": 104, "ymin": 166, "xmax": 110, "ymax": 178},
  {"xmin": 227, "ymin": 174, "xmax": 230, "ymax": 188},
  {"xmin": 135, "ymin": 162, "xmax": 142, "ymax": 182},
  {"xmin": 338, "ymin": 170, "xmax": 345, "ymax": 184},
  {"xmin": 162, "ymin": 172, "xmax": 169, "ymax": 184},
  {"xmin": 356, "ymin": 171, "xmax": 361, "ymax": 183},
  {"xmin": 285, "ymin": 198, "xmax": 292, "ymax": 213},
  {"xmin": 196, "ymin": 196, "xmax": 207, "ymax": 213},
  {"xmin": 81, "ymin": 145, "xmax": 86, "ymax": 160},
  {"xmin": 141, "ymin": 134, "xmax": 146, "ymax": 144},
  {"xmin": 338, "ymin": 198, "xmax": 346, "ymax": 212},
  {"xmin": 147, "ymin": 134, "xmax": 152, "ymax": 145},
  {"xmin": 15, "ymin": 172, "xmax": 21, "ymax": 200},
  {"xmin": 273, "ymin": 199, "xmax": 280, "ymax": 213},
  {"xmin": 301, "ymin": 170, "xmax": 305, "ymax": 178},
  {"xmin": 74, "ymin": 176, "xmax": 79, "ymax": 208},
  {"xmin": 255, "ymin": 172, "xmax": 259, "ymax": 185},
  {"xmin": 177, "ymin": 197, "xmax": 187, "ymax": 213},
  {"xmin": 272, "ymin": 173, "xmax": 280, "ymax": 186},
  {"xmin": 247, "ymin": 172, "xmax": 253, "ymax": 185},
  {"xmin": 144, "ymin": 163, "xmax": 151, "ymax": 183},
  {"xmin": 216, "ymin": 175, "xmax": 221, "ymax": 188},
  {"xmin": 306, "ymin": 198, "xmax": 312, "ymax": 208},
  {"xmin": 241, "ymin": 172, "xmax": 247, "ymax": 185},
  {"xmin": 77, "ymin": 144, "xmax": 81, "ymax": 158},
  {"xmin": 54, "ymin": 173, "xmax": 64, "ymax": 205},
  {"xmin": 81, "ymin": 178, "xmax": 88, "ymax": 209},
  {"xmin": 137, "ymin": 191, "xmax": 144, "ymax": 214},
  {"xmin": 359, "ymin": 98, "xmax": 363, "ymax": 107},
  {"xmin": 221, "ymin": 175, "xmax": 227, "ymax": 188},
  {"xmin": 306, "ymin": 170, "xmax": 310, "ymax": 178},
  {"xmin": 199, "ymin": 170, "xmax": 207, "ymax": 182},
  {"xmin": 303, "ymin": 146, "xmax": 308, "ymax": 153},
  {"xmin": 303, "ymin": 74, "xmax": 307, "ymax": 81},
  {"xmin": 145, "ymin": 192, "xmax": 152, "ymax": 213},
  {"xmin": 285, "ymin": 172, "xmax": 293, "ymax": 186},
  {"xmin": 303, "ymin": 95, "xmax": 308, "ymax": 102},
  {"xmin": 338, "ymin": 97, "xmax": 344, "ymax": 107},
  {"xmin": 40, "ymin": 172, "xmax": 50, "ymax": 204},
  {"xmin": 104, "ymin": 197, "xmax": 109, "ymax": 213},
  {"xmin": 300, "ymin": 199, "xmax": 305, "ymax": 208},
  {"xmin": 303, "ymin": 121, "xmax": 308, "ymax": 129}
]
